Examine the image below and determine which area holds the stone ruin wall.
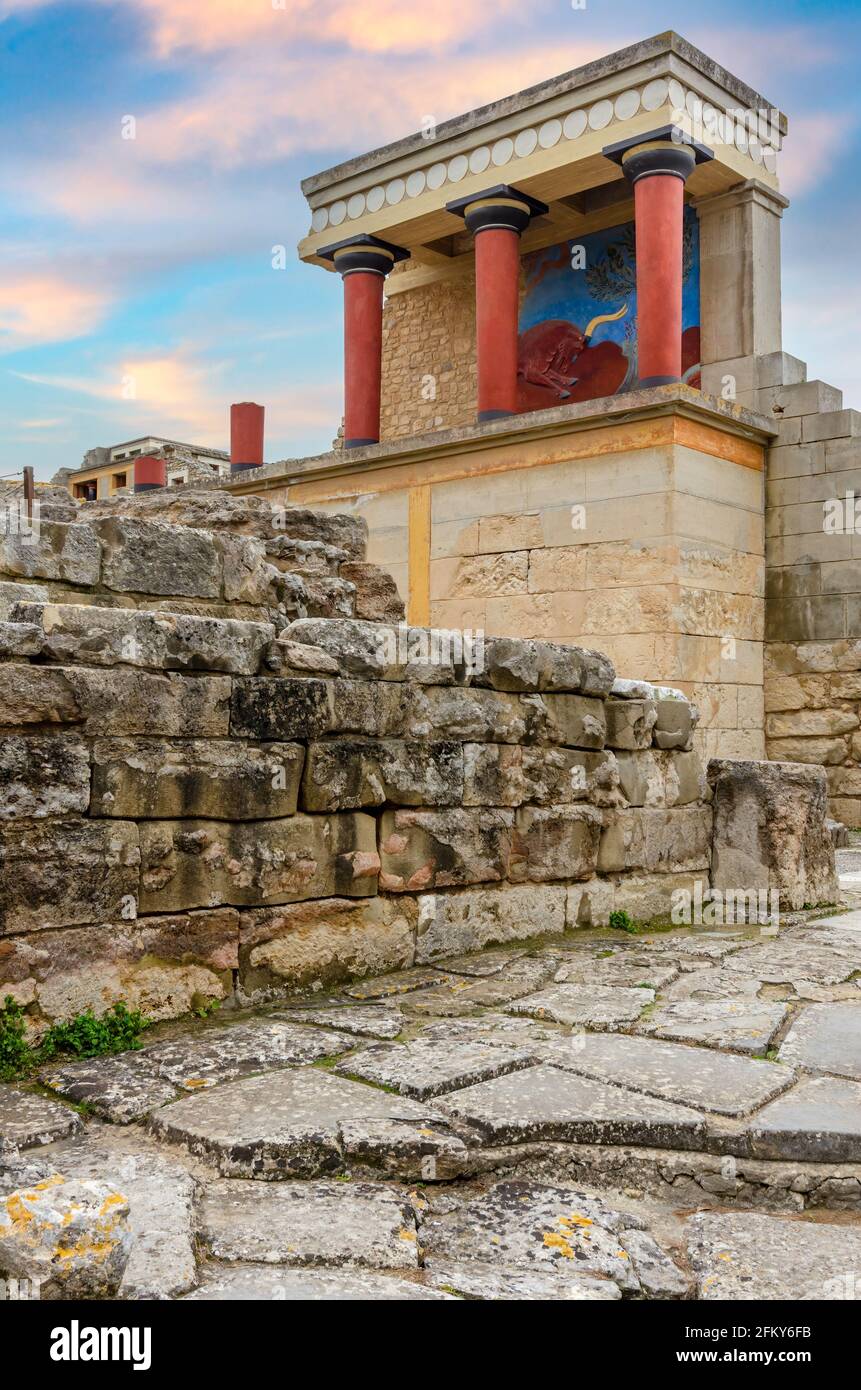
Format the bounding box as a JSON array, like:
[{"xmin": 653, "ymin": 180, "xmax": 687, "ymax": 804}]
[{"xmin": 0, "ymin": 487, "xmax": 837, "ymax": 1033}]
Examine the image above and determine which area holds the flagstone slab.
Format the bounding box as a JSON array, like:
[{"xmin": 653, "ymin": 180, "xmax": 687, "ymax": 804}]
[
  {"xmin": 0, "ymin": 1085, "xmax": 81, "ymax": 1148},
  {"xmin": 336, "ymin": 1038, "xmax": 537, "ymax": 1099},
  {"xmin": 721, "ymin": 939, "xmax": 858, "ymax": 988},
  {"xmin": 777, "ymin": 1003, "xmax": 861, "ymax": 1080},
  {"xmin": 507, "ymin": 983, "xmax": 654, "ymax": 1029},
  {"xmin": 142, "ymin": 1020, "xmax": 354, "ymax": 1090},
  {"xmin": 638, "ymin": 997, "xmax": 789, "ymax": 1055},
  {"xmin": 403, "ymin": 956, "xmax": 559, "ymax": 1016},
  {"xmin": 436, "ymin": 1064, "xmax": 706, "ymax": 1149},
  {"xmin": 424, "ymin": 1259, "xmax": 622, "ymax": 1300},
  {"xmin": 687, "ymin": 1210, "xmax": 861, "ymax": 1300},
  {"xmin": 552, "ymin": 957, "xmax": 680, "ymax": 990},
  {"xmin": 419, "ymin": 1015, "xmax": 563, "ymax": 1048},
  {"xmin": 344, "ymin": 967, "xmax": 455, "ymax": 1000},
  {"xmin": 184, "ymin": 1265, "xmax": 454, "ymax": 1300},
  {"xmin": 273, "ymin": 1004, "xmax": 405, "ymax": 1040},
  {"xmin": 537, "ymin": 1032, "xmax": 794, "ymax": 1116},
  {"xmin": 149, "ymin": 1067, "xmax": 467, "ymax": 1179},
  {"xmin": 41, "ymin": 1054, "xmax": 178, "ymax": 1123},
  {"xmin": 199, "ymin": 1179, "xmax": 419, "ymax": 1268},
  {"xmin": 439, "ymin": 948, "xmax": 528, "ymax": 977},
  {"xmin": 746, "ymin": 1075, "xmax": 861, "ymax": 1162},
  {"xmin": 421, "ymin": 1179, "xmax": 687, "ymax": 1297}
]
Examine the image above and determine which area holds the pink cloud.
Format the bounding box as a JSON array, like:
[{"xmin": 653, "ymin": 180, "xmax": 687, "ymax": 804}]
[
  {"xmin": 0, "ymin": 273, "xmax": 113, "ymax": 351},
  {"xmin": 778, "ymin": 112, "xmax": 854, "ymax": 195}
]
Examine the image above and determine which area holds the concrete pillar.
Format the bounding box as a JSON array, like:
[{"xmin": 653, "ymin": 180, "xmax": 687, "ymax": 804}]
[
  {"xmin": 446, "ymin": 185, "xmax": 548, "ymax": 421},
  {"xmin": 605, "ymin": 128, "xmax": 712, "ymax": 387},
  {"xmin": 133, "ymin": 455, "xmax": 166, "ymax": 492},
  {"xmin": 230, "ymin": 402, "xmax": 265, "ymax": 474},
  {"xmin": 694, "ymin": 180, "xmax": 788, "ymax": 369},
  {"xmin": 320, "ymin": 234, "xmax": 409, "ymax": 448}
]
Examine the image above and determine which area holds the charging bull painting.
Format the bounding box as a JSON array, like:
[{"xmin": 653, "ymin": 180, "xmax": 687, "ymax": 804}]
[{"xmin": 517, "ymin": 207, "xmax": 701, "ymax": 412}]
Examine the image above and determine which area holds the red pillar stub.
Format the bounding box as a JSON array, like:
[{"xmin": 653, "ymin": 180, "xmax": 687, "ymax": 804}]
[
  {"xmin": 230, "ymin": 402, "xmax": 265, "ymax": 474},
  {"xmin": 133, "ymin": 455, "xmax": 166, "ymax": 492}
]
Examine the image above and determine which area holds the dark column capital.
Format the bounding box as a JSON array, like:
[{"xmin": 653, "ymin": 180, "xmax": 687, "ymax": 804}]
[
  {"xmin": 603, "ymin": 124, "xmax": 713, "ymax": 185},
  {"xmin": 319, "ymin": 234, "xmax": 409, "ymax": 277},
  {"xmin": 446, "ymin": 183, "xmax": 548, "ymax": 236}
]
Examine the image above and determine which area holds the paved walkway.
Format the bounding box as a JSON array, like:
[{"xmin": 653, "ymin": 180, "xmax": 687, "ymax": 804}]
[{"xmin": 2, "ymin": 872, "xmax": 861, "ymax": 1300}]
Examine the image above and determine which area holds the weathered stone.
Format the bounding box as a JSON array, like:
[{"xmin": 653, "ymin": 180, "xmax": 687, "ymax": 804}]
[
  {"xmin": 91, "ymin": 738, "xmax": 305, "ymax": 819},
  {"xmin": 436, "ymin": 1065, "xmax": 706, "ymax": 1149},
  {"xmin": 42, "ymin": 1055, "xmax": 178, "ymax": 1123},
  {"xmin": 438, "ymin": 948, "xmax": 529, "ymax": 977},
  {"xmin": 0, "ymin": 520, "xmax": 100, "ymax": 586},
  {"xmin": 415, "ymin": 883, "xmax": 566, "ymax": 962},
  {"xmin": 336, "ymin": 1038, "xmax": 536, "ymax": 1098},
  {"xmin": 0, "ymin": 1086, "xmax": 81, "ymax": 1147},
  {"xmin": 424, "ymin": 1259, "xmax": 621, "ymax": 1300},
  {"xmin": 640, "ymin": 997, "xmax": 789, "ymax": 1055},
  {"xmin": 0, "ymin": 663, "xmax": 81, "ymax": 724},
  {"xmin": 0, "ymin": 735, "xmax": 89, "ymax": 818},
  {"xmin": 407, "ymin": 686, "xmax": 535, "ymax": 743},
  {"xmin": 462, "ymin": 744, "xmax": 617, "ymax": 808},
  {"xmin": 653, "ymin": 697, "xmax": 693, "ymax": 750},
  {"xmin": 538, "ymin": 693, "xmax": 607, "ymax": 749},
  {"xmin": 687, "ymin": 1210, "xmax": 861, "ymax": 1300},
  {"xmin": 339, "ymin": 561, "xmax": 405, "ymax": 622},
  {"xmin": 1, "ymin": 908, "xmax": 238, "ymax": 1025},
  {"xmin": 404, "ymin": 955, "xmax": 559, "ymax": 1013},
  {"xmin": 776, "ymin": 1003, "xmax": 860, "ymax": 1079},
  {"xmin": 721, "ymin": 936, "xmax": 858, "ymax": 989},
  {"xmin": 0, "ymin": 620, "xmax": 43, "ymax": 659},
  {"xmin": 216, "ymin": 531, "xmax": 274, "ymax": 605},
  {"xmin": 265, "ymin": 535, "xmax": 345, "ymax": 577},
  {"xmin": 604, "ymin": 698, "xmax": 657, "ymax": 750},
  {"xmin": 553, "ymin": 956, "xmax": 680, "ymax": 991},
  {"xmin": 15, "ymin": 601, "xmax": 272, "ymax": 675},
  {"xmin": 302, "ymin": 739, "xmax": 462, "ymax": 811},
  {"xmin": 95, "ymin": 517, "xmax": 222, "ymax": 598},
  {"xmin": 150, "ymin": 1068, "xmax": 465, "ymax": 1179},
  {"xmin": 747, "ymin": 1075, "xmax": 861, "ymax": 1162},
  {"xmin": 478, "ymin": 639, "xmax": 614, "ymax": 695},
  {"xmin": 538, "ymin": 1032, "xmax": 794, "ymax": 1116},
  {"xmin": 274, "ymin": 1004, "xmax": 404, "ymax": 1039},
  {"xmin": 239, "ymin": 896, "xmax": 417, "ymax": 995},
  {"xmin": 142, "ymin": 1018, "xmax": 353, "ymax": 1089},
  {"xmin": 200, "ymin": 1179, "xmax": 419, "ymax": 1267},
  {"xmin": 300, "ymin": 575, "xmax": 356, "ymax": 618},
  {"xmin": 509, "ymin": 804, "xmax": 602, "ymax": 883},
  {"xmin": 508, "ymin": 982, "xmax": 653, "ymax": 1028},
  {"xmin": 0, "ymin": 1175, "xmax": 132, "ymax": 1299},
  {"xmin": 185, "ymin": 1265, "xmax": 452, "ymax": 1300},
  {"xmin": 422, "ymin": 1179, "xmax": 686, "ymax": 1297},
  {"xmin": 271, "ymin": 506, "xmax": 367, "ymax": 558},
  {"xmin": 615, "ymin": 749, "xmax": 706, "ymax": 807},
  {"xmin": 0, "ymin": 819, "xmax": 140, "ymax": 933},
  {"xmin": 138, "ymin": 814, "xmax": 378, "ymax": 913},
  {"xmin": 230, "ymin": 676, "xmax": 331, "ymax": 740},
  {"xmin": 66, "ymin": 667, "xmax": 231, "ymax": 736},
  {"xmin": 285, "ymin": 618, "xmax": 459, "ymax": 683},
  {"xmin": 598, "ymin": 805, "xmax": 712, "ymax": 874},
  {"xmin": 709, "ymin": 759, "xmax": 839, "ymax": 910},
  {"xmin": 378, "ymin": 807, "xmax": 512, "ymax": 891},
  {"xmin": 344, "ymin": 965, "xmax": 453, "ymax": 1000},
  {"xmin": 0, "ymin": 580, "xmax": 48, "ymax": 620},
  {"xmin": 267, "ymin": 638, "xmax": 339, "ymax": 676}
]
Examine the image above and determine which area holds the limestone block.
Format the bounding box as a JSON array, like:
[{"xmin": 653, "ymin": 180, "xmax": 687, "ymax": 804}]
[
  {"xmin": 0, "ymin": 665, "xmax": 81, "ymax": 724},
  {"xmin": 592, "ymin": 871, "xmax": 710, "ymax": 925},
  {"xmin": 301, "ymin": 576, "xmax": 356, "ymax": 619},
  {"xmin": 0, "ymin": 1176, "xmax": 132, "ymax": 1299},
  {"xmin": 302, "ymin": 739, "xmax": 462, "ymax": 811},
  {"xmin": 448, "ymin": 552, "xmax": 529, "ymax": 597},
  {"xmin": 615, "ymin": 750, "xmax": 706, "ymax": 808},
  {"xmin": 264, "ymin": 638, "xmax": 340, "ymax": 676},
  {"xmin": 0, "ymin": 521, "xmax": 100, "ymax": 586},
  {"xmin": 378, "ymin": 808, "xmax": 513, "ymax": 891},
  {"xmin": 407, "ymin": 686, "xmax": 534, "ymax": 744},
  {"xmin": 0, "ymin": 580, "xmax": 48, "ymax": 619},
  {"xmin": 708, "ymin": 759, "xmax": 839, "ymax": 910},
  {"xmin": 95, "ymin": 517, "xmax": 222, "ymax": 598},
  {"xmin": 238, "ymin": 896, "xmax": 417, "ymax": 994},
  {"xmin": 510, "ymin": 804, "xmax": 601, "ymax": 883},
  {"xmin": 91, "ymin": 739, "xmax": 305, "ymax": 819},
  {"xmin": 476, "ymin": 637, "xmax": 614, "ymax": 695},
  {"xmin": 766, "ymin": 708, "xmax": 859, "ymax": 738},
  {"xmin": 605, "ymin": 698, "xmax": 657, "ymax": 750},
  {"xmin": 330, "ymin": 679, "xmax": 413, "ymax": 738},
  {"xmin": 14, "ymin": 602, "xmax": 273, "ymax": 675},
  {"xmin": 0, "ymin": 819, "xmax": 140, "ymax": 933},
  {"xmin": 476, "ymin": 513, "xmax": 543, "ymax": 553},
  {"xmin": 216, "ymin": 532, "xmax": 274, "ymax": 605},
  {"xmin": 415, "ymin": 883, "xmax": 566, "ymax": 961},
  {"xmin": 285, "ymin": 618, "xmax": 458, "ymax": 684},
  {"xmin": 338, "ymin": 562, "xmax": 405, "ymax": 622},
  {"xmin": 65, "ymin": 668, "xmax": 231, "ymax": 737},
  {"xmin": 0, "ymin": 909, "xmax": 239, "ymax": 1024},
  {"xmin": 462, "ymin": 743, "xmax": 616, "ymax": 807},
  {"xmin": 564, "ymin": 878, "xmax": 616, "ymax": 928},
  {"xmin": 0, "ymin": 735, "xmax": 90, "ymax": 818},
  {"xmin": 765, "ymin": 737, "xmax": 848, "ymax": 765},
  {"xmin": 139, "ymin": 814, "xmax": 378, "ymax": 913},
  {"xmin": 527, "ymin": 546, "xmax": 587, "ymax": 593},
  {"xmin": 274, "ymin": 506, "xmax": 367, "ymax": 558},
  {"xmin": 230, "ymin": 677, "xmax": 332, "ymax": 740},
  {"xmin": 537, "ymin": 693, "xmax": 607, "ymax": 749},
  {"xmin": 598, "ymin": 806, "xmax": 712, "ymax": 875},
  {"xmin": 265, "ymin": 536, "xmax": 345, "ymax": 577},
  {"xmin": 653, "ymin": 697, "xmax": 694, "ymax": 750},
  {"xmin": 0, "ymin": 621, "xmax": 43, "ymax": 659}
]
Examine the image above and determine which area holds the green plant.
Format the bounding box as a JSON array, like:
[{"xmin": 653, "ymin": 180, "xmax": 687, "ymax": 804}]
[
  {"xmin": 0, "ymin": 995, "xmax": 34, "ymax": 1081},
  {"xmin": 39, "ymin": 1003, "xmax": 147, "ymax": 1062},
  {"xmin": 608, "ymin": 909, "xmax": 636, "ymax": 934}
]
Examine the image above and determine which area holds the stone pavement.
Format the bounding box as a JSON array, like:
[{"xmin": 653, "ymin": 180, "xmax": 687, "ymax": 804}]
[{"xmin": 2, "ymin": 891, "xmax": 861, "ymax": 1301}]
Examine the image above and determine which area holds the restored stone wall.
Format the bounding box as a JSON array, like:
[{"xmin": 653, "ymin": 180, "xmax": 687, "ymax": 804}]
[
  {"xmin": 0, "ymin": 492, "xmax": 725, "ymax": 1031},
  {"xmin": 380, "ymin": 271, "xmax": 477, "ymax": 442}
]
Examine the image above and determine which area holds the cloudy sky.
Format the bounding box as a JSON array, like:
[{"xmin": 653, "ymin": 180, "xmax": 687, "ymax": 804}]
[{"xmin": 0, "ymin": 0, "xmax": 858, "ymax": 479}]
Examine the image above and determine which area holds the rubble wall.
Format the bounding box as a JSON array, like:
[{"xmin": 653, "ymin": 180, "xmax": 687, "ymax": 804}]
[{"xmin": 0, "ymin": 490, "xmax": 834, "ymax": 1030}]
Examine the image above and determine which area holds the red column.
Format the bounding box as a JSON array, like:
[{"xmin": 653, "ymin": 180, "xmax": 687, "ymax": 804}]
[
  {"xmin": 230, "ymin": 401, "xmax": 265, "ymax": 473},
  {"xmin": 446, "ymin": 185, "xmax": 548, "ymax": 422},
  {"xmin": 133, "ymin": 455, "xmax": 166, "ymax": 492},
  {"xmin": 343, "ymin": 271, "xmax": 384, "ymax": 447},
  {"xmin": 633, "ymin": 171, "xmax": 685, "ymax": 385},
  {"xmin": 474, "ymin": 227, "xmax": 521, "ymax": 419},
  {"xmin": 320, "ymin": 236, "xmax": 409, "ymax": 448}
]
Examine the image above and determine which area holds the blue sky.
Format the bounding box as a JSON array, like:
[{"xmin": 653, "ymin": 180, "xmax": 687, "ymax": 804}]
[{"xmin": 1, "ymin": 0, "xmax": 858, "ymax": 479}]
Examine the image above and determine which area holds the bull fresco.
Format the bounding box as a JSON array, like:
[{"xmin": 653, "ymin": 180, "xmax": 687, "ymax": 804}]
[{"xmin": 517, "ymin": 206, "xmax": 701, "ymax": 412}]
